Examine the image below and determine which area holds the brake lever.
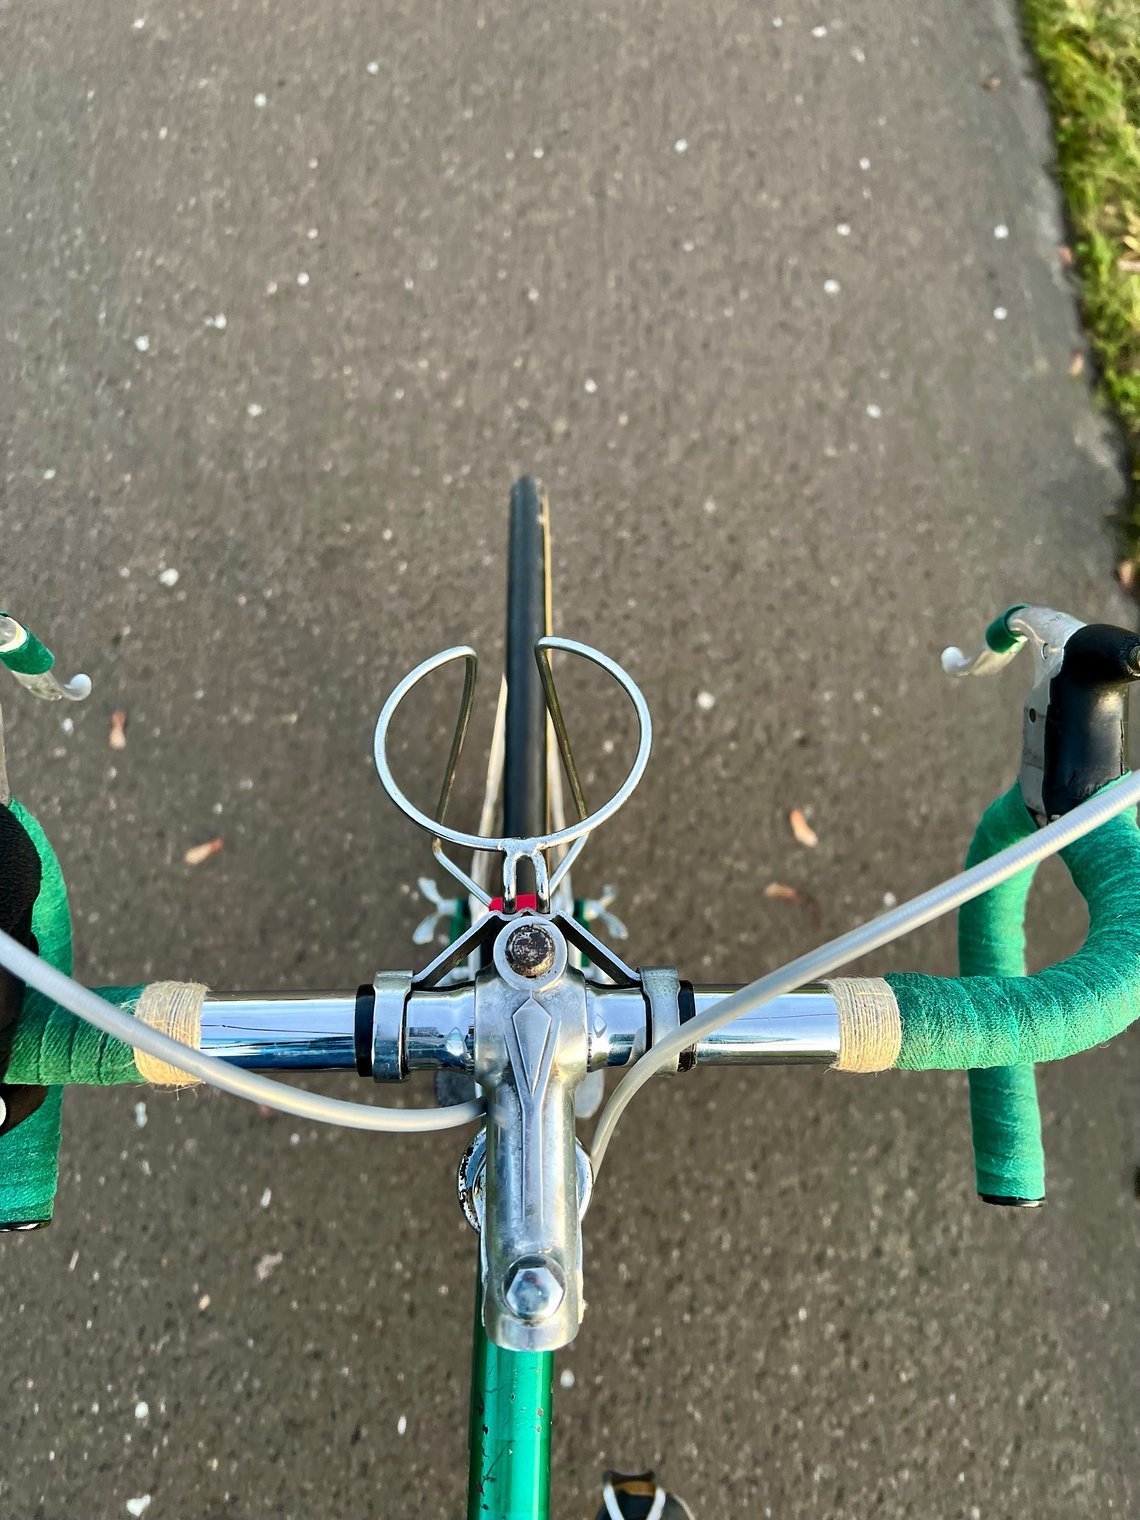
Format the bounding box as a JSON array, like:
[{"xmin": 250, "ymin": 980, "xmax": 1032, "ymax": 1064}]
[
  {"xmin": 0, "ymin": 615, "xmax": 91, "ymax": 706},
  {"xmin": 943, "ymin": 604, "xmax": 1140, "ymax": 825}
]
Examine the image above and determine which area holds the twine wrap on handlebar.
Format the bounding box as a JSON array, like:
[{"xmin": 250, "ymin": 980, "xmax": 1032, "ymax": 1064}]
[
  {"xmin": 888, "ymin": 783, "xmax": 1140, "ymax": 1082},
  {"xmin": 828, "ymin": 977, "xmax": 901, "ymax": 1071},
  {"xmin": 7, "ymin": 981, "xmax": 205, "ymax": 1088},
  {"xmin": 0, "ymin": 803, "xmax": 208, "ymax": 1226}
]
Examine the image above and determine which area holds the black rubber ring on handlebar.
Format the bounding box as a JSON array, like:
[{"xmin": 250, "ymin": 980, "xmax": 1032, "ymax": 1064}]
[
  {"xmin": 354, "ymin": 984, "xmax": 375, "ymax": 1078},
  {"xmin": 677, "ymin": 981, "xmax": 697, "ymax": 1072}
]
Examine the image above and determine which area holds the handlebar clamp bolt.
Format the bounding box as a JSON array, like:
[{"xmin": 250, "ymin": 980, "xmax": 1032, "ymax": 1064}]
[
  {"xmin": 503, "ymin": 1256, "xmax": 565, "ymax": 1324},
  {"xmin": 504, "ymin": 924, "xmax": 557, "ymax": 980}
]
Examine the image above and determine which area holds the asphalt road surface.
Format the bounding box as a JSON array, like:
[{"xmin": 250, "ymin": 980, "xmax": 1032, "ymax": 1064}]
[{"xmin": 3, "ymin": 2, "xmax": 1138, "ymax": 1517}]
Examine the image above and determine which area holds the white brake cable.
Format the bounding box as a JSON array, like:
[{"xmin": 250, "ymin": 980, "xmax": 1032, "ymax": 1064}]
[
  {"xmin": 589, "ymin": 770, "xmax": 1140, "ymax": 1172},
  {"xmin": 0, "ymin": 932, "xmax": 483, "ymax": 1133}
]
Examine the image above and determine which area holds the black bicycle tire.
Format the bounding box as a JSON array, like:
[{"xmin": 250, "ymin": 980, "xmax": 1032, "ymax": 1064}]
[{"xmin": 503, "ymin": 478, "xmax": 551, "ymax": 876}]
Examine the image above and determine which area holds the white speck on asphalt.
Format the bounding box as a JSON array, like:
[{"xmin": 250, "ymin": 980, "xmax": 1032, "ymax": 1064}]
[
  {"xmin": 307, "ymin": 227, "xmax": 319, "ymax": 240},
  {"xmin": 704, "ymin": 497, "xmax": 717, "ymax": 513},
  {"xmin": 246, "ymin": 402, "xmax": 264, "ymax": 417},
  {"xmin": 533, "ymin": 146, "xmax": 545, "ymax": 159},
  {"xmin": 205, "ymin": 313, "xmax": 226, "ymax": 329},
  {"xmin": 158, "ymin": 567, "xmax": 179, "ymax": 586},
  {"xmin": 296, "ymin": 271, "xmax": 310, "ymax": 286},
  {"xmin": 255, "ymin": 1251, "xmax": 283, "ymax": 1281},
  {"xmin": 132, "ymin": 17, "xmax": 146, "ymax": 29},
  {"xmin": 366, "ymin": 60, "xmax": 379, "ymax": 75},
  {"xmin": 994, "ymin": 224, "xmax": 1009, "ymax": 239},
  {"xmin": 133, "ymin": 1101, "xmax": 148, "ymax": 1127},
  {"xmin": 859, "ymin": 157, "xmax": 871, "ymax": 171},
  {"xmin": 266, "ymin": 280, "xmax": 278, "ymax": 295},
  {"xmin": 197, "ymin": 1293, "xmax": 210, "ymax": 1310},
  {"xmin": 866, "ymin": 403, "xmax": 882, "ymax": 418},
  {"xmin": 61, "ymin": 717, "xmax": 74, "ymax": 734},
  {"xmin": 134, "ymin": 335, "xmax": 150, "ymax": 352},
  {"xmin": 126, "ymin": 1499, "xmax": 151, "ymax": 1518},
  {"xmin": 836, "ymin": 222, "xmax": 851, "ymax": 236},
  {"xmin": 851, "ymin": 45, "xmax": 866, "ymax": 62},
  {"xmin": 43, "ymin": 467, "xmax": 57, "ymax": 480},
  {"xmin": 772, "ymin": 15, "xmax": 783, "ymax": 26},
  {"xmin": 397, "ymin": 1415, "xmax": 407, "ymax": 1435},
  {"xmin": 254, "ymin": 93, "xmax": 267, "ymax": 109},
  {"xmin": 560, "ymin": 1369, "xmax": 576, "ymax": 1389},
  {"xmin": 993, "ymin": 306, "xmax": 1008, "ymax": 321},
  {"xmin": 260, "ymin": 1188, "xmax": 272, "ymax": 1208},
  {"xmin": 134, "ymin": 1401, "xmax": 149, "ymax": 1421},
  {"xmin": 824, "ymin": 279, "xmax": 840, "ymax": 295},
  {"xmin": 584, "ymin": 377, "xmax": 597, "ymax": 393},
  {"xmin": 883, "ymin": 891, "xmax": 898, "ymax": 907},
  {"xmin": 696, "ymin": 691, "xmax": 716, "ymax": 711},
  {"xmin": 812, "ymin": 25, "xmax": 828, "ymax": 37},
  {"xmin": 674, "ymin": 138, "xmax": 688, "ymax": 153}
]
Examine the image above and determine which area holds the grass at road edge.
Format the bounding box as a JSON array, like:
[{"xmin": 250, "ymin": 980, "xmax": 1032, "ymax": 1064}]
[{"xmin": 1020, "ymin": 0, "xmax": 1140, "ymax": 562}]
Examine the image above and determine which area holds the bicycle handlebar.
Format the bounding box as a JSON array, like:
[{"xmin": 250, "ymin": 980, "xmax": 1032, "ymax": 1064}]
[
  {"xmin": 4, "ymin": 607, "xmax": 1140, "ymax": 1243},
  {"xmin": 5, "ymin": 764, "xmax": 1140, "ymax": 1231}
]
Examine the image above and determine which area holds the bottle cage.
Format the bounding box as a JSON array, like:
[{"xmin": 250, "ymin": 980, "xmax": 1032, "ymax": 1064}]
[{"xmin": 372, "ymin": 636, "xmax": 652, "ymax": 911}]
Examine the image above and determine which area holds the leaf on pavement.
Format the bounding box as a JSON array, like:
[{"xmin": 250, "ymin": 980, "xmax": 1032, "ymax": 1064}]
[
  {"xmin": 788, "ymin": 807, "xmax": 819, "ymax": 848},
  {"xmin": 185, "ymin": 838, "xmax": 224, "ymax": 866}
]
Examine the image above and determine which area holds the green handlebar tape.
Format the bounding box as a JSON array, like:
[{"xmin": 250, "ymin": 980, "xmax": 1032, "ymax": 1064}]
[
  {"xmin": 957, "ymin": 787, "xmax": 1044, "ymax": 1203},
  {"xmin": 0, "ymin": 1087, "xmax": 64, "ymax": 1227},
  {"xmin": 983, "ymin": 605, "xmax": 1028, "ymax": 655},
  {"xmin": 888, "ymin": 782, "xmax": 1140, "ymax": 1070},
  {"xmin": 968, "ymin": 1065, "xmax": 1043, "ymax": 1203},
  {"xmin": 6, "ymin": 984, "xmax": 145, "ymax": 1085},
  {"xmin": 0, "ymin": 618, "xmax": 54, "ymax": 677},
  {"xmin": 0, "ymin": 800, "xmax": 72, "ymax": 1226}
]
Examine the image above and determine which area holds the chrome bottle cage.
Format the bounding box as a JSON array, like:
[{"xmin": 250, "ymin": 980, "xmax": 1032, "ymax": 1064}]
[{"xmin": 373, "ymin": 636, "xmax": 653, "ymax": 912}]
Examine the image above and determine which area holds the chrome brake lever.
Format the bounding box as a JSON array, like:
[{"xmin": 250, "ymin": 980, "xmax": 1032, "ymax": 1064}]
[{"xmin": 942, "ymin": 604, "xmax": 1140, "ymax": 824}]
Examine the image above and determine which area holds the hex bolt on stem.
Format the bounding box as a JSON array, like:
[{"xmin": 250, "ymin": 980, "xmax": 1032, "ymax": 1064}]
[{"xmin": 503, "ymin": 1256, "xmax": 566, "ymax": 1323}]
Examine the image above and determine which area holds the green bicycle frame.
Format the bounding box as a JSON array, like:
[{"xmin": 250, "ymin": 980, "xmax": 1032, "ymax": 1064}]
[{"xmin": 467, "ymin": 1272, "xmax": 554, "ymax": 1520}]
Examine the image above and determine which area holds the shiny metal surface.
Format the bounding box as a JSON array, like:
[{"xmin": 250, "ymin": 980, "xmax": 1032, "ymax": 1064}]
[
  {"xmin": 199, "ymin": 993, "xmax": 359, "ymax": 1069},
  {"xmin": 588, "ymin": 986, "xmax": 841, "ymax": 1068},
  {"xmin": 458, "ymin": 1128, "xmax": 593, "ymax": 1236},
  {"xmin": 200, "ymin": 983, "xmax": 840, "ymax": 1072},
  {"xmin": 640, "ymin": 965, "xmax": 682, "ymax": 1075},
  {"xmin": 1008, "ymin": 607, "xmax": 1086, "ymax": 824},
  {"xmin": 371, "ymin": 970, "xmax": 411, "ymax": 1080},
  {"xmin": 475, "ymin": 919, "xmax": 590, "ymax": 1352},
  {"xmin": 405, "ymin": 986, "xmax": 476, "ymax": 1071}
]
